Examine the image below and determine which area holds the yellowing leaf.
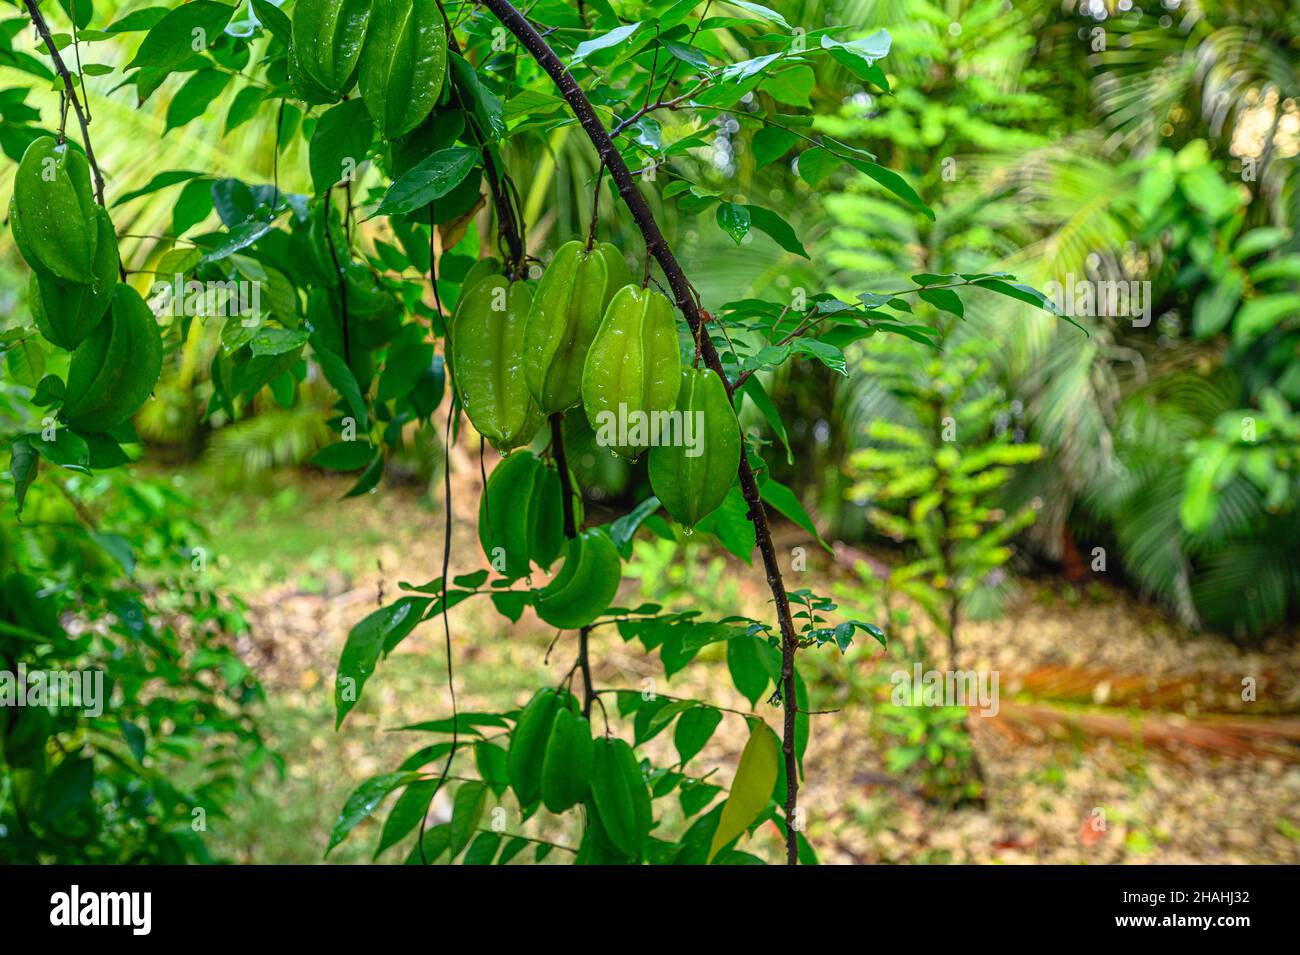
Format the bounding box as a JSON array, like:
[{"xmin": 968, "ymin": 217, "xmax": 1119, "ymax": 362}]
[{"xmin": 708, "ymin": 719, "xmax": 779, "ymax": 862}]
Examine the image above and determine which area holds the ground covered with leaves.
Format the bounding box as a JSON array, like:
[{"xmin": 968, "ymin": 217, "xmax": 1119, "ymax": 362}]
[{"xmin": 184, "ymin": 468, "xmax": 1299, "ymax": 864}]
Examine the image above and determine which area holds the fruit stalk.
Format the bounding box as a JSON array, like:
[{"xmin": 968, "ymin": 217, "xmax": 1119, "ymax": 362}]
[{"xmin": 479, "ymin": 0, "xmax": 802, "ymax": 864}]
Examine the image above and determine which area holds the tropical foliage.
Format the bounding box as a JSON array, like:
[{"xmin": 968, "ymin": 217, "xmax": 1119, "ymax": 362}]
[{"xmin": 0, "ymin": 0, "xmax": 1294, "ymax": 869}]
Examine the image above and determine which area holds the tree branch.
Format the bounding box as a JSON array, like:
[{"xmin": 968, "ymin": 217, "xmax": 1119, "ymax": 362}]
[
  {"xmin": 478, "ymin": 0, "xmax": 803, "ymax": 864},
  {"xmin": 23, "ymin": 0, "xmax": 107, "ymax": 207},
  {"xmin": 437, "ymin": 0, "xmax": 526, "ymax": 274}
]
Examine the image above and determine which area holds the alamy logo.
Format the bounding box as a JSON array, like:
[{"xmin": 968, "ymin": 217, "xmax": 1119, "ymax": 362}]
[
  {"xmin": 593, "ymin": 404, "xmax": 705, "ymax": 457},
  {"xmin": 0, "ymin": 665, "xmax": 104, "ymax": 717},
  {"xmin": 1042, "ymin": 274, "xmax": 1151, "ymax": 327},
  {"xmin": 149, "ymin": 273, "xmax": 261, "ymax": 324},
  {"xmin": 50, "ymin": 885, "xmax": 151, "ymax": 935},
  {"xmin": 890, "ymin": 664, "xmax": 1000, "ymax": 717}
]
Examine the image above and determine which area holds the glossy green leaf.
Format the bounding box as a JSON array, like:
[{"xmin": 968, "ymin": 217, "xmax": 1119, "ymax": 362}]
[
  {"xmin": 327, "ymin": 771, "xmax": 420, "ymax": 855},
  {"xmin": 309, "ymin": 99, "xmax": 374, "ymax": 195},
  {"xmin": 716, "ymin": 202, "xmax": 751, "ymax": 244},
  {"xmin": 373, "ymin": 146, "xmax": 479, "ymax": 217},
  {"xmin": 448, "ymin": 781, "xmax": 488, "ymax": 857},
  {"xmin": 674, "ymin": 706, "xmax": 722, "ymax": 766},
  {"xmin": 126, "ymin": 1, "xmax": 236, "ymax": 72},
  {"xmin": 334, "ymin": 597, "xmax": 431, "ymax": 727}
]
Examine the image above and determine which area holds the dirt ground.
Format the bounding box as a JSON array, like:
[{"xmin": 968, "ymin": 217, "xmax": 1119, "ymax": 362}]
[{"xmin": 200, "ymin": 466, "xmax": 1300, "ymax": 864}]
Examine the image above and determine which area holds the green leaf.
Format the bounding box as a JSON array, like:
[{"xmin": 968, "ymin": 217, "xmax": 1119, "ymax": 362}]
[
  {"xmin": 449, "ymin": 781, "xmax": 488, "ymax": 857},
  {"xmin": 310, "ymin": 440, "xmax": 375, "ymax": 471},
  {"xmin": 752, "ymin": 126, "xmax": 798, "ymax": 168},
  {"xmin": 449, "ymin": 53, "xmax": 504, "ymax": 141},
  {"xmin": 197, "ymin": 220, "xmax": 273, "ymax": 265},
  {"xmin": 463, "ymin": 830, "xmax": 500, "ymax": 864},
  {"xmin": 310, "ymin": 100, "xmax": 374, "ymax": 196},
  {"xmin": 792, "ymin": 338, "xmax": 847, "ymax": 375},
  {"xmin": 1235, "ymin": 293, "xmax": 1300, "ymax": 345},
  {"xmin": 1233, "ymin": 227, "xmax": 1290, "ymax": 260},
  {"xmin": 708, "ymin": 720, "xmax": 779, "ymax": 861},
  {"xmin": 335, "ymin": 597, "xmax": 431, "ymax": 727},
  {"xmin": 42, "ymin": 755, "xmax": 94, "ymax": 820},
  {"xmin": 820, "ymin": 30, "xmax": 892, "ymax": 86},
  {"xmin": 375, "ymin": 779, "xmax": 438, "ymax": 858},
  {"xmin": 250, "ymin": 0, "xmax": 292, "ymax": 43},
  {"xmin": 249, "ymin": 326, "xmax": 309, "ymax": 357},
  {"xmin": 662, "ymin": 39, "xmax": 709, "ymax": 71},
  {"xmin": 105, "ymin": 7, "xmax": 171, "ymax": 33},
  {"xmin": 716, "ymin": 202, "xmax": 751, "ymax": 245},
  {"xmin": 377, "ymin": 334, "xmax": 434, "ymax": 402},
  {"xmin": 724, "ymin": 0, "xmax": 791, "ymax": 30},
  {"xmin": 973, "ymin": 279, "xmax": 1076, "ymax": 329},
  {"xmin": 695, "ymin": 486, "xmax": 755, "ymax": 563},
  {"xmin": 5, "ymin": 339, "xmax": 44, "ymax": 389},
  {"xmin": 342, "ymin": 451, "xmax": 384, "ymax": 498},
  {"xmin": 842, "ymin": 154, "xmax": 933, "ymax": 220},
  {"xmin": 674, "ymin": 706, "xmax": 722, "ymax": 766},
  {"xmin": 126, "ymin": 1, "xmax": 236, "ymax": 72},
  {"xmin": 30, "ymin": 430, "xmax": 90, "ymax": 473},
  {"xmin": 225, "ymin": 84, "xmax": 266, "ymax": 134},
  {"xmin": 475, "ymin": 741, "xmax": 510, "ymax": 797},
  {"xmin": 327, "ymin": 771, "xmax": 421, "ymax": 855},
  {"xmin": 498, "ymin": 835, "xmax": 530, "ymax": 865},
  {"xmin": 165, "ymin": 70, "xmax": 230, "ymax": 132},
  {"xmin": 1180, "ymin": 443, "xmax": 1231, "ymax": 533},
  {"xmin": 797, "ymin": 147, "xmax": 839, "ymax": 187},
  {"xmin": 744, "ymin": 204, "xmax": 809, "ymax": 258},
  {"xmin": 760, "ymin": 478, "xmax": 831, "ymax": 553},
  {"xmin": 609, "ymin": 496, "xmax": 662, "ymax": 556},
  {"xmin": 680, "ymin": 780, "xmax": 723, "ymax": 817},
  {"xmin": 761, "ymin": 66, "xmax": 815, "ymax": 108},
  {"xmin": 918, "ymin": 286, "xmax": 964, "ymax": 319},
  {"xmin": 1249, "ymin": 255, "xmax": 1300, "ymax": 284},
  {"xmin": 113, "ymin": 169, "xmax": 205, "ymax": 208},
  {"xmin": 720, "ymin": 53, "xmax": 783, "ymax": 84},
  {"xmin": 503, "ymin": 88, "xmax": 566, "ymax": 122},
  {"xmin": 1192, "ymin": 269, "xmax": 1243, "ymax": 338},
  {"xmin": 491, "ymin": 590, "xmax": 529, "ymax": 622},
  {"xmin": 403, "ymin": 823, "xmax": 451, "ymax": 864},
  {"xmin": 727, "ymin": 634, "xmax": 770, "ymax": 706},
  {"xmin": 9, "ymin": 437, "xmax": 38, "ymax": 516},
  {"xmin": 737, "ymin": 375, "xmax": 792, "ymax": 464},
  {"xmin": 570, "ymin": 22, "xmax": 641, "ymax": 67},
  {"xmin": 312, "ymin": 340, "xmax": 370, "ymax": 429},
  {"xmin": 373, "ymin": 147, "xmax": 479, "ymax": 218}
]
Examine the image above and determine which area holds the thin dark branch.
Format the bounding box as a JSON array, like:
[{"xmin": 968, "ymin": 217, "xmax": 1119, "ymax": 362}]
[
  {"xmin": 322, "ymin": 187, "xmax": 351, "ymax": 366},
  {"xmin": 610, "ymin": 88, "xmax": 698, "ymax": 139},
  {"xmin": 420, "ymin": 407, "xmax": 461, "ymax": 863},
  {"xmin": 478, "ymin": 0, "xmax": 803, "ymax": 864},
  {"xmin": 23, "ymin": 0, "xmax": 106, "ymax": 207},
  {"xmin": 652, "ymin": 0, "xmax": 713, "ymax": 105},
  {"xmin": 549, "ymin": 412, "xmax": 594, "ymax": 718},
  {"xmin": 436, "ymin": 0, "xmax": 526, "ymax": 274},
  {"xmin": 549, "ymin": 413, "xmax": 577, "ymax": 539}
]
